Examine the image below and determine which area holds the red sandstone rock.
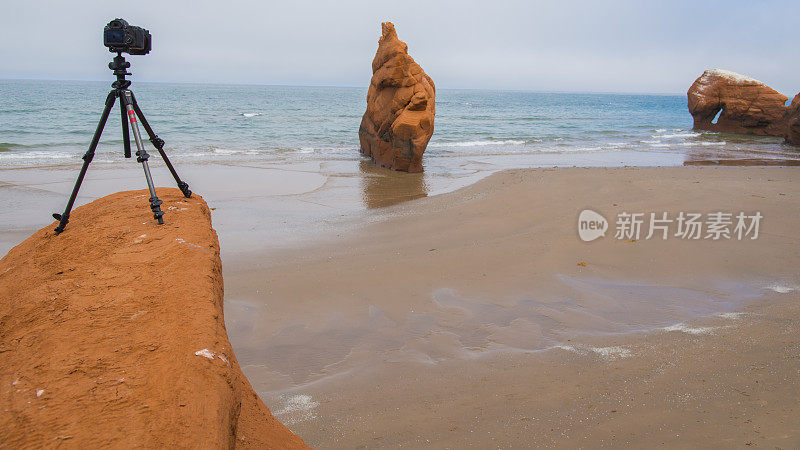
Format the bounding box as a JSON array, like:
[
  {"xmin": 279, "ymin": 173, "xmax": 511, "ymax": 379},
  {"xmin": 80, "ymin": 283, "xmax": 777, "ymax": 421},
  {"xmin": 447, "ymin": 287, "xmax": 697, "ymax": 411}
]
[
  {"xmin": 784, "ymin": 93, "xmax": 800, "ymax": 145},
  {"xmin": 359, "ymin": 22, "xmax": 435, "ymax": 173},
  {"xmin": 0, "ymin": 189, "xmax": 308, "ymax": 449},
  {"xmin": 688, "ymin": 69, "xmax": 788, "ymax": 135}
]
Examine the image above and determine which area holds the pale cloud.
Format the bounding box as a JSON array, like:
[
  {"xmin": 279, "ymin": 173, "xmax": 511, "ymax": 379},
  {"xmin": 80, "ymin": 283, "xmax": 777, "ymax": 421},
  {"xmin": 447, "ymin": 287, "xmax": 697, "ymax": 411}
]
[{"xmin": 0, "ymin": 0, "xmax": 797, "ymax": 94}]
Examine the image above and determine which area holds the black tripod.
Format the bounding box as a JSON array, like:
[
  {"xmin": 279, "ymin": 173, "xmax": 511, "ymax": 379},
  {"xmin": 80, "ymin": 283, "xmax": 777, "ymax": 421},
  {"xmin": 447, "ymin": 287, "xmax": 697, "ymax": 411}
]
[{"xmin": 53, "ymin": 53, "xmax": 192, "ymax": 234}]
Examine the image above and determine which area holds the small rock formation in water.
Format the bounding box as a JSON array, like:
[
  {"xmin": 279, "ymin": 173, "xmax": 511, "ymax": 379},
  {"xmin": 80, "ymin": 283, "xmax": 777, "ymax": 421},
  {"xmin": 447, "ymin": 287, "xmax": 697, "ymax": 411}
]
[
  {"xmin": 359, "ymin": 22, "xmax": 435, "ymax": 173},
  {"xmin": 784, "ymin": 94, "xmax": 800, "ymax": 145},
  {"xmin": 688, "ymin": 69, "xmax": 789, "ymax": 136}
]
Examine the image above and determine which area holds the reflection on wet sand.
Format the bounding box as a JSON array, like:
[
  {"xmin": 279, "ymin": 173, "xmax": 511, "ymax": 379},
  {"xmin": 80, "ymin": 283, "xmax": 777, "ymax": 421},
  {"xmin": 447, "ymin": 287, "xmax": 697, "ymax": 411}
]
[
  {"xmin": 684, "ymin": 158, "xmax": 800, "ymax": 166},
  {"xmin": 228, "ymin": 276, "xmax": 765, "ymax": 391},
  {"xmin": 359, "ymin": 160, "xmax": 428, "ymax": 208}
]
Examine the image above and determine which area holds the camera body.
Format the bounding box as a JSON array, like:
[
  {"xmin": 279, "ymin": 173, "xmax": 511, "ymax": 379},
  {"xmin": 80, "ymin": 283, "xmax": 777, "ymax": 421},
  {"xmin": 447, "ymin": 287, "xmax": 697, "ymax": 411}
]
[{"xmin": 104, "ymin": 18, "xmax": 151, "ymax": 55}]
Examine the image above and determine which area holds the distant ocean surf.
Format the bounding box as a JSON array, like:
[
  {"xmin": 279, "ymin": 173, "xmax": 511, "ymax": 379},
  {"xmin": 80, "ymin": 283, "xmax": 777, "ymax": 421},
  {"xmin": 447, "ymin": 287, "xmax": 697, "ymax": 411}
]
[{"xmin": 0, "ymin": 79, "xmax": 797, "ymax": 172}]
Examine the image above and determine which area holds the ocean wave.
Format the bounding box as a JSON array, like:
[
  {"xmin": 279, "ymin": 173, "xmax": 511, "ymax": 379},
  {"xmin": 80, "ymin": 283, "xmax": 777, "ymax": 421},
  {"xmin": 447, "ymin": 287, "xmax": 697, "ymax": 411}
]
[
  {"xmin": 658, "ymin": 132, "xmax": 701, "ymax": 139},
  {"xmin": 428, "ymin": 139, "xmax": 529, "ymax": 148},
  {"xmin": 679, "ymin": 141, "xmax": 727, "ymax": 146},
  {"xmin": 0, "ymin": 150, "xmax": 77, "ymax": 160},
  {"xmin": 240, "ymin": 113, "xmax": 261, "ymax": 117},
  {"xmin": 648, "ymin": 141, "xmax": 727, "ymax": 148},
  {"xmin": 210, "ymin": 148, "xmax": 259, "ymax": 155},
  {"xmin": 437, "ymin": 144, "xmax": 629, "ymax": 156},
  {"xmin": 0, "ymin": 142, "xmax": 28, "ymax": 151}
]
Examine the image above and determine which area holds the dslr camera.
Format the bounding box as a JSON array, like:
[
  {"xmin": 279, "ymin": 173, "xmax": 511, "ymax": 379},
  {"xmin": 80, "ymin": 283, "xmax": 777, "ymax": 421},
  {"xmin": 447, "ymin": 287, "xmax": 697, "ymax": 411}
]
[{"xmin": 103, "ymin": 18, "xmax": 151, "ymax": 55}]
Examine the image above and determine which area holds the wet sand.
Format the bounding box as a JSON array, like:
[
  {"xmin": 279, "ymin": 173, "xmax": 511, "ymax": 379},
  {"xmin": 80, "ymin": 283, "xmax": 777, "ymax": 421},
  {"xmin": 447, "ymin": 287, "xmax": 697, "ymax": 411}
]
[
  {"xmin": 0, "ymin": 159, "xmax": 484, "ymax": 258},
  {"xmin": 223, "ymin": 166, "xmax": 800, "ymax": 447}
]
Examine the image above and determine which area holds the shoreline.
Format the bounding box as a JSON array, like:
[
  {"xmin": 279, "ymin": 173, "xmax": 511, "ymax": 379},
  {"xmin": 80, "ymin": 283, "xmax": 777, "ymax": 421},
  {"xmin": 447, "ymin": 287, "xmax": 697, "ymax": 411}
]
[{"xmin": 4, "ymin": 149, "xmax": 796, "ymax": 260}]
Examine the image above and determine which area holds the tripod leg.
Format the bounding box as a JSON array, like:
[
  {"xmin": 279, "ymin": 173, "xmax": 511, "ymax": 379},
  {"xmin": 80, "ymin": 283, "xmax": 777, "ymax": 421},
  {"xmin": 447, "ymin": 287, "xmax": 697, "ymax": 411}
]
[
  {"xmin": 120, "ymin": 95, "xmax": 131, "ymax": 158},
  {"xmin": 130, "ymin": 92, "xmax": 192, "ymax": 198},
  {"xmin": 120, "ymin": 90, "xmax": 165, "ymax": 224},
  {"xmin": 53, "ymin": 91, "xmax": 116, "ymax": 234}
]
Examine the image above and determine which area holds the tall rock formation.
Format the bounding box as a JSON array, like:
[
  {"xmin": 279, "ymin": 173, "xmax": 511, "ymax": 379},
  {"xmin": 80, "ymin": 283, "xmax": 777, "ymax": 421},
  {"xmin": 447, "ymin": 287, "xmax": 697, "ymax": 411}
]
[
  {"xmin": 687, "ymin": 69, "xmax": 789, "ymax": 136},
  {"xmin": 359, "ymin": 22, "xmax": 435, "ymax": 173}
]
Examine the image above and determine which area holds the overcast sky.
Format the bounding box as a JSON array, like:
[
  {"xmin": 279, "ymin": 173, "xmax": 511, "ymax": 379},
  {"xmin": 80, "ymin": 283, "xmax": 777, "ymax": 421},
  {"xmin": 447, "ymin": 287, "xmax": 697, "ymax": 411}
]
[{"xmin": 1, "ymin": 0, "xmax": 797, "ymax": 94}]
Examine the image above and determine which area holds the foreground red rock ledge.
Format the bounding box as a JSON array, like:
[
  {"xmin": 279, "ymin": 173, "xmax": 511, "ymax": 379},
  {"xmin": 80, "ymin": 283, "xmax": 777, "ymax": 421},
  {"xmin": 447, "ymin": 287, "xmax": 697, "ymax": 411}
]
[
  {"xmin": 687, "ymin": 69, "xmax": 793, "ymax": 138},
  {"xmin": 0, "ymin": 189, "xmax": 308, "ymax": 449},
  {"xmin": 359, "ymin": 22, "xmax": 436, "ymax": 172}
]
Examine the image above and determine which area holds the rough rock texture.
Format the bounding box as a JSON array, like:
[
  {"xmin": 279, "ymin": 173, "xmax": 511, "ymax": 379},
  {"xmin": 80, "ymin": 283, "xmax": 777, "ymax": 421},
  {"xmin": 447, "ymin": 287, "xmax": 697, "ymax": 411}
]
[
  {"xmin": 0, "ymin": 189, "xmax": 308, "ymax": 449},
  {"xmin": 784, "ymin": 93, "xmax": 800, "ymax": 145},
  {"xmin": 687, "ymin": 69, "xmax": 789, "ymax": 136},
  {"xmin": 359, "ymin": 22, "xmax": 435, "ymax": 173}
]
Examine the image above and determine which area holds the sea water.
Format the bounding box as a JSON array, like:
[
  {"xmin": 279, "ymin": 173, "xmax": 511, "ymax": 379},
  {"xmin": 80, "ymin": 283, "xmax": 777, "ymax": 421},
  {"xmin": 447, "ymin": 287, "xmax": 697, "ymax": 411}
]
[{"xmin": 2, "ymin": 79, "xmax": 797, "ymax": 171}]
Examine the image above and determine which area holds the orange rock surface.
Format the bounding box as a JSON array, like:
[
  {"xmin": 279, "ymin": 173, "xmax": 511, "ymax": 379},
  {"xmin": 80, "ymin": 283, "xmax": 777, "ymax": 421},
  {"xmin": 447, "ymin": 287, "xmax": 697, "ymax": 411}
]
[
  {"xmin": 784, "ymin": 93, "xmax": 800, "ymax": 145},
  {"xmin": 0, "ymin": 189, "xmax": 307, "ymax": 449},
  {"xmin": 359, "ymin": 22, "xmax": 435, "ymax": 173},
  {"xmin": 687, "ymin": 69, "xmax": 789, "ymax": 136}
]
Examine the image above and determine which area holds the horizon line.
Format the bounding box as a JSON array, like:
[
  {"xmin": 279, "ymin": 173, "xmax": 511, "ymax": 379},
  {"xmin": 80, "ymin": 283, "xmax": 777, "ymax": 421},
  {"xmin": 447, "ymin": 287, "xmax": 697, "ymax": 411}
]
[{"xmin": 0, "ymin": 77, "xmax": 686, "ymax": 97}]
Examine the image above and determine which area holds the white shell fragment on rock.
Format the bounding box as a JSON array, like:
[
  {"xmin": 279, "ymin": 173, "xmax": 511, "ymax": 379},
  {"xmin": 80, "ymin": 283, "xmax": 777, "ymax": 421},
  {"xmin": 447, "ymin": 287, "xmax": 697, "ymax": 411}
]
[{"xmin": 194, "ymin": 349, "xmax": 215, "ymax": 359}]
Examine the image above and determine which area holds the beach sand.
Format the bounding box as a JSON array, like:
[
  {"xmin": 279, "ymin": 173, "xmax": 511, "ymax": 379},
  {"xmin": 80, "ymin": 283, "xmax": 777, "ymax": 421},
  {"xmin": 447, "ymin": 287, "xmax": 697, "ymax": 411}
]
[
  {"xmin": 221, "ymin": 166, "xmax": 800, "ymax": 447},
  {"xmin": 2, "ymin": 162, "xmax": 798, "ymax": 447}
]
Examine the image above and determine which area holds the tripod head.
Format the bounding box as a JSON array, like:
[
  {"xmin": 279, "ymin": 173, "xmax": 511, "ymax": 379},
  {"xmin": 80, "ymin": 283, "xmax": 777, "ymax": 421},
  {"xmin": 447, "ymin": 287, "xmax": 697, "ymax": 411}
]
[{"xmin": 109, "ymin": 53, "xmax": 131, "ymax": 90}]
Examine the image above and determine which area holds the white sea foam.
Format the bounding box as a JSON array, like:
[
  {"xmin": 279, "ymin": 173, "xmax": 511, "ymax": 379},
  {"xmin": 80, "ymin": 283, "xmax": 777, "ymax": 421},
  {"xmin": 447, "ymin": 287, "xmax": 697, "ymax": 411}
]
[
  {"xmin": 210, "ymin": 148, "xmax": 259, "ymax": 155},
  {"xmin": 659, "ymin": 132, "xmax": 701, "ymax": 139},
  {"xmin": 717, "ymin": 312, "xmax": 746, "ymax": 320},
  {"xmin": 765, "ymin": 283, "xmax": 797, "ymax": 294},
  {"xmin": 241, "ymin": 113, "xmax": 261, "ymax": 117},
  {"xmin": 428, "ymin": 139, "xmax": 528, "ymax": 148},
  {"xmin": 692, "ymin": 141, "xmax": 726, "ymax": 146},
  {"xmin": 589, "ymin": 346, "xmax": 632, "ymax": 360},
  {"xmin": 553, "ymin": 344, "xmax": 632, "ymax": 360},
  {"xmin": 554, "ymin": 344, "xmax": 578, "ymax": 353},
  {"xmin": 654, "ymin": 129, "xmax": 667, "ymax": 133},
  {"xmin": 274, "ymin": 394, "xmax": 320, "ymax": 424},
  {"xmin": 0, "ymin": 151, "xmax": 76, "ymax": 160},
  {"xmin": 662, "ymin": 323, "xmax": 716, "ymax": 335}
]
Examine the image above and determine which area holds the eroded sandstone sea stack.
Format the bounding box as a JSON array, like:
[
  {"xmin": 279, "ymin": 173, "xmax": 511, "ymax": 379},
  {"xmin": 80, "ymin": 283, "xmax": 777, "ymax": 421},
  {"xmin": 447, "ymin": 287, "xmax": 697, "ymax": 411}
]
[
  {"xmin": 359, "ymin": 22, "xmax": 435, "ymax": 172},
  {"xmin": 687, "ymin": 69, "xmax": 798, "ymax": 144},
  {"xmin": 0, "ymin": 189, "xmax": 307, "ymax": 448}
]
